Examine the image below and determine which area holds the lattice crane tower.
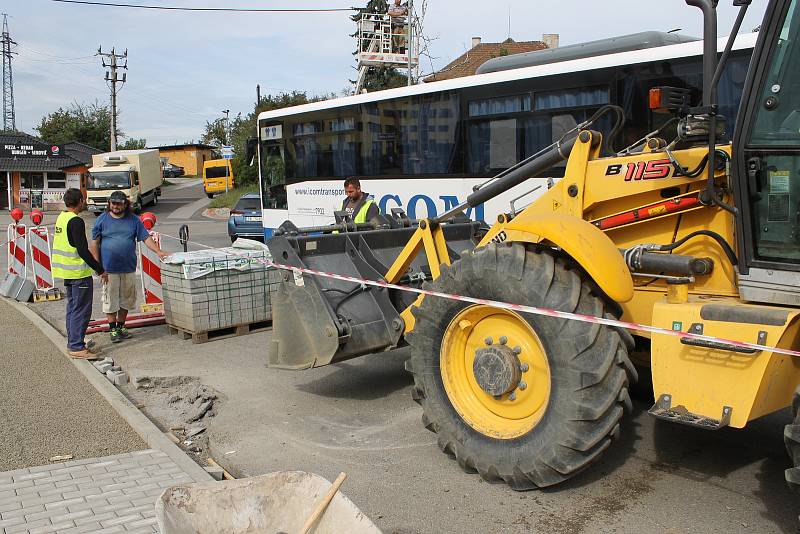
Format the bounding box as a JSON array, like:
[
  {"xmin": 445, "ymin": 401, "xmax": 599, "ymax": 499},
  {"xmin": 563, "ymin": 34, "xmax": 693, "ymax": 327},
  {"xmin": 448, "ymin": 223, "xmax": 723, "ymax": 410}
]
[
  {"xmin": 355, "ymin": 1, "xmax": 419, "ymax": 93},
  {"xmin": 1, "ymin": 14, "xmax": 15, "ymax": 131}
]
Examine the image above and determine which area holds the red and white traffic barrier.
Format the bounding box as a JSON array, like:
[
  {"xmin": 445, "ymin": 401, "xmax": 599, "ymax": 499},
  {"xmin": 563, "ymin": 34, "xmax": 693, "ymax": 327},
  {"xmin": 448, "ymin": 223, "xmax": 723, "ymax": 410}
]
[
  {"xmin": 7, "ymin": 208, "xmax": 26, "ymax": 277},
  {"xmin": 139, "ymin": 212, "xmax": 163, "ymax": 308},
  {"xmin": 28, "ymin": 210, "xmax": 54, "ymax": 291},
  {"xmin": 140, "ymin": 231, "xmax": 163, "ymax": 305}
]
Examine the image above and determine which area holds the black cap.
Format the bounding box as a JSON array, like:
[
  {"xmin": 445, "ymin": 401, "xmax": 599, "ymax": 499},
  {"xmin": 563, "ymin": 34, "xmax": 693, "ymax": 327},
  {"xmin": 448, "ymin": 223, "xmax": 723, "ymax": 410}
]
[{"xmin": 109, "ymin": 191, "xmax": 128, "ymax": 202}]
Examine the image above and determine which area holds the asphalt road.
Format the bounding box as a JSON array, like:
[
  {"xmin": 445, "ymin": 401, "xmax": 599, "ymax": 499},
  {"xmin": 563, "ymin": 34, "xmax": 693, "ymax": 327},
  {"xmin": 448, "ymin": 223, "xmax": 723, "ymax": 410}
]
[{"xmin": 145, "ymin": 180, "xmax": 233, "ymax": 251}]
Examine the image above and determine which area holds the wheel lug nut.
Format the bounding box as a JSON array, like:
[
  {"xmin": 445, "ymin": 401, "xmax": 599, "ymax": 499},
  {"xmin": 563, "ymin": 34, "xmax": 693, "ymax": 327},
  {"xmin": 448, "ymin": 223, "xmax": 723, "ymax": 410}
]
[
  {"xmin": 512, "ymin": 346, "xmax": 521, "ymax": 354},
  {"xmin": 508, "ymin": 392, "xmax": 516, "ymax": 401},
  {"xmin": 485, "ymin": 337, "xmax": 493, "ymax": 346},
  {"xmin": 499, "ymin": 336, "xmax": 508, "ymax": 345},
  {"xmin": 518, "ymin": 381, "xmax": 527, "ymax": 390},
  {"xmin": 520, "ymin": 363, "xmax": 529, "ymax": 372}
]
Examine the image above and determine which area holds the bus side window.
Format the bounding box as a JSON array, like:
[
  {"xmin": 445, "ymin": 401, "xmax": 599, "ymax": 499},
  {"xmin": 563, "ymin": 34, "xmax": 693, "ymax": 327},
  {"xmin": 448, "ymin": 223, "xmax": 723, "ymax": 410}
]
[{"xmin": 551, "ymin": 114, "xmax": 578, "ymax": 144}]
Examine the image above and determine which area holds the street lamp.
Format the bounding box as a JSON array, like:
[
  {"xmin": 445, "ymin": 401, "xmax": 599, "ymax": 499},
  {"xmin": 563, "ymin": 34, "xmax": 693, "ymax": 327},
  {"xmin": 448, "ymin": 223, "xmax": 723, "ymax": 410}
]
[
  {"xmin": 222, "ymin": 109, "xmax": 230, "ymax": 194},
  {"xmin": 221, "ymin": 109, "xmax": 230, "ymax": 145}
]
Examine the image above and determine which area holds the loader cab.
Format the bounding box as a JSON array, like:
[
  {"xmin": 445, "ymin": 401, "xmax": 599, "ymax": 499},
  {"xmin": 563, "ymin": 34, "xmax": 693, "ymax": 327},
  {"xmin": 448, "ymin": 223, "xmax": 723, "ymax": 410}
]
[{"xmin": 732, "ymin": 0, "xmax": 800, "ymax": 305}]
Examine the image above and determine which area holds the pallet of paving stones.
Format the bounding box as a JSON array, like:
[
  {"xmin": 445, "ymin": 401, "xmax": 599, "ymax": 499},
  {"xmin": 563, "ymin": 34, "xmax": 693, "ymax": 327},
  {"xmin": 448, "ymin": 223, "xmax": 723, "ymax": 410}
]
[
  {"xmin": 161, "ymin": 245, "xmax": 282, "ymax": 342},
  {"xmin": 168, "ymin": 318, "xmax": 273, "ymax": 344}
]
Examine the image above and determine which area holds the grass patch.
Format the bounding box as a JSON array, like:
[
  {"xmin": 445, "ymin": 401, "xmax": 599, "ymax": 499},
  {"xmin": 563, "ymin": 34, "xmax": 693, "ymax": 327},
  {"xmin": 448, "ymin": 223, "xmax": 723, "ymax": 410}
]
[{"xmin": 208, "ymin": 184, "xmax": 260, "ymax": 209}]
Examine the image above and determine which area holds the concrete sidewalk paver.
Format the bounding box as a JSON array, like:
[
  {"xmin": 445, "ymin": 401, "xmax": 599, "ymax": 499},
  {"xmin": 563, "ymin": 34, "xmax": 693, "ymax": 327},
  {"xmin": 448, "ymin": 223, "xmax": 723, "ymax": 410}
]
[{"xmin": 0, "ymin": 449, "xmax": 192, "ymax": 533}]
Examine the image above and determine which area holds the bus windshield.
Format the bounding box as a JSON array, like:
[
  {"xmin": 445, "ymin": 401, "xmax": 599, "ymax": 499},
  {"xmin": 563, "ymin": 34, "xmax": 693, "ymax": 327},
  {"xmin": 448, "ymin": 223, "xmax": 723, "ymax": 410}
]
[{"xmin": 87, "ymin": 171, "xmax": 132, "ymax": 190}]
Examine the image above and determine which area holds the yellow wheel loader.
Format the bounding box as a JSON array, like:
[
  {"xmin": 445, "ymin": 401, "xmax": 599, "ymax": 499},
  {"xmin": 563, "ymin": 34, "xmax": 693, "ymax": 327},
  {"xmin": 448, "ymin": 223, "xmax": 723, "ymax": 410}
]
[{"xmin": 267, "ymin": 0, "xmax": 800, "ymax": 490}]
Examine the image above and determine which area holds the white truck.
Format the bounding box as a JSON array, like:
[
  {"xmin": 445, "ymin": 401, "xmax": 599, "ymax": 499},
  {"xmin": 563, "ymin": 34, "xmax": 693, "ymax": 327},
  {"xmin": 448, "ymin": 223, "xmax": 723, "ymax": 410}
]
[{"xmin": 85, "ymin": 149, "xmax": 162, "ymax": 215}]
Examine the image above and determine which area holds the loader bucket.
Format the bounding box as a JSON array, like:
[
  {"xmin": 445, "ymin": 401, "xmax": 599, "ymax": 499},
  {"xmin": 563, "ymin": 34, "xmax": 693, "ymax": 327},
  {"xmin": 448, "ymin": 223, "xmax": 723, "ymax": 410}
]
[{"xmin": 266, "ymin": 221, "xmax": 482, "ymax": 369}]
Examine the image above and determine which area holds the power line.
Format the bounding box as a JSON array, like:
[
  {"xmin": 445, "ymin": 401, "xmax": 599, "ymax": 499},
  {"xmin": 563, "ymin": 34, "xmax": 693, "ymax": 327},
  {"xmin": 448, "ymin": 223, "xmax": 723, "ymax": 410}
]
[
  {"xmin": 51, "ymin": 1, "xmax": 353, "ymax": 12},
  {"xmin": 17, "ymin": 45, "xmax": 95, "ymax": 61}
]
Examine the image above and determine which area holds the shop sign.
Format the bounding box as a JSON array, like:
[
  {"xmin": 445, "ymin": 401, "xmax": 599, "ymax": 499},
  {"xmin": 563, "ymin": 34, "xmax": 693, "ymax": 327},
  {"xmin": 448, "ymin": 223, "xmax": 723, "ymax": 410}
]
[{"xmin": 0, "ymin": 142, "xmax": 63, "ymax": 158}]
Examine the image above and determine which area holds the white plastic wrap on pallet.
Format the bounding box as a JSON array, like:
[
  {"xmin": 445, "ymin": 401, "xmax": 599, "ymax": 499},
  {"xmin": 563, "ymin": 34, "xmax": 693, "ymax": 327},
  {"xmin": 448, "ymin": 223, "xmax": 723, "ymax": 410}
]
[{"xmin": 164, "ymin": 245, "xmax": 273, "ymax": 280}]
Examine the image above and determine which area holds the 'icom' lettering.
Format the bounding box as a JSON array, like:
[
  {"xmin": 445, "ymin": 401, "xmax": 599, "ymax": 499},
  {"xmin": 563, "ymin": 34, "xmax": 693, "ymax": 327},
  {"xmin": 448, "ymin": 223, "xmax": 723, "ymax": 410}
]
[{"xmin": 378, "ymin": 194, "xmax": 485, "ymax": 222}]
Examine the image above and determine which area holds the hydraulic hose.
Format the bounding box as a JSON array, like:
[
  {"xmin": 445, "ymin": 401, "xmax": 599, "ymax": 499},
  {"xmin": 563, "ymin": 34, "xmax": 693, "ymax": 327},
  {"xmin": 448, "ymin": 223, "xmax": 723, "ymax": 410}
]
[{"xmin": 657, "ymin": 229, "xmax": 738, "ymax": 266}]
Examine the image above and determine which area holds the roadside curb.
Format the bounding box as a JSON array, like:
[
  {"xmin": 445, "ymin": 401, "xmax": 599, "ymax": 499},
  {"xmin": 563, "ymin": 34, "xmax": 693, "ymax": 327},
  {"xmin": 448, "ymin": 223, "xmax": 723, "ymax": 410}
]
[
  {"xmin": 7, "ymin": 298, "xmax": 213, "ymax": 484},
  {"xmin": 202, "ymin": 207, "xmax": 230, "ymax": 220}
]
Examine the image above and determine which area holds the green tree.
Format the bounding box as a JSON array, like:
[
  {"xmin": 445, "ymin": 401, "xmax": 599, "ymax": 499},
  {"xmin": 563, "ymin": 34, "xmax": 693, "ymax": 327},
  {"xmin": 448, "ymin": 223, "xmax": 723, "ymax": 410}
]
[
  {"xmin": 200, "ymin": 91, "xmax": 326, "ymax": 187},
  {"xmin": 201, "ymin": 118, "xmax": 227, "ymax": 148},
  {"xmin": 34, "ymin": 101, "xmax": 119, "ymax": 150},
  {"xmin": 119, "ymin": 137, "xmax": 147, "ymax": 150},
  {"xmin": 351, "ymin": 0, "xmax": 408, "ymax": 92}
]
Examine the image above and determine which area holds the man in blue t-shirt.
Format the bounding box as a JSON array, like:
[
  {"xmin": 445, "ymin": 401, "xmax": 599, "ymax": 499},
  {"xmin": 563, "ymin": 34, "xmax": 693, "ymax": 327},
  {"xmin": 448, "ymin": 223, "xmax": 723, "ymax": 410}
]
[{"xmin": 91, "ymin": 191, "xmax": 168, "ymax": 343}]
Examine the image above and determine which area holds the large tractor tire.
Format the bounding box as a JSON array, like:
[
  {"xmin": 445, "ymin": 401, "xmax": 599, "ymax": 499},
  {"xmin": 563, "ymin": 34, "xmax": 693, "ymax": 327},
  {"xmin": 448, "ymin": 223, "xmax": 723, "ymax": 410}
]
[
  {"xmin": 406, "ymin": 242, "xmax": 636, "ymax": 490},
  {"xmin": 784, "ymin": 386, "xmax": 800, "ymax": 491}
]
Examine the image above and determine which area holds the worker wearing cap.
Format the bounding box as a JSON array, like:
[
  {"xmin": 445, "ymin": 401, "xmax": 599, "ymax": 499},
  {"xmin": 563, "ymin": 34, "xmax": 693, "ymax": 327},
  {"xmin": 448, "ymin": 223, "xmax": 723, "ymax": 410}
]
[
  {"xmin": 91, "ymin": 191, "xmax": 168, "ymax": 343},
  {"xmin": 53, "ymin": 188, "xmax": 106, "ymax": 359}
]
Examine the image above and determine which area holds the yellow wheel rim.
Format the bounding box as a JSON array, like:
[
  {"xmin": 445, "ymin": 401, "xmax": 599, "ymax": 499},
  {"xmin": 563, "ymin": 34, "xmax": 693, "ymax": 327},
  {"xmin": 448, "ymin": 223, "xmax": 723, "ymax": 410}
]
[{"xmin": 440, "ymin": 305, "xmax": 551, "ymax": 439}]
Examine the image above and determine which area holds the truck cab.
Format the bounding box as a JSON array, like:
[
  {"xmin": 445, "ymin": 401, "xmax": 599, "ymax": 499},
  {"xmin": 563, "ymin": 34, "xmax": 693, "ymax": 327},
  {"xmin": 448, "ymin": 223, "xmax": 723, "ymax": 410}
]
[{"xmin": 85, "ymin": 150, "xmax": 162, "ymax": 215}]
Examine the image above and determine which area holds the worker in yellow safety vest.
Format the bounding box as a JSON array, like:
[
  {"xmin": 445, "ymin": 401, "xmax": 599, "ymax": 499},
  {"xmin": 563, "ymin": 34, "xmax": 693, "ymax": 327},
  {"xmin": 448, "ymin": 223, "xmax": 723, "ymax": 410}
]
[
  {"xmin": 341, "ymin": 177, "xmax": 379, "ymax": 223},
  {"xmin": 52, "ymin": 188, "xmax": 106, "ymax": 360}
]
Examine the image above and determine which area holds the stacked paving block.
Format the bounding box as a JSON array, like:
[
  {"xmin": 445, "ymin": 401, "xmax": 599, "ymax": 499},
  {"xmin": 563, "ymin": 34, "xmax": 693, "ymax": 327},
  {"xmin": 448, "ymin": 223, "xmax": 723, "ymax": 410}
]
[{"xmin": 161, "ymin": 247, "xmax": 283, "ymax": 335}]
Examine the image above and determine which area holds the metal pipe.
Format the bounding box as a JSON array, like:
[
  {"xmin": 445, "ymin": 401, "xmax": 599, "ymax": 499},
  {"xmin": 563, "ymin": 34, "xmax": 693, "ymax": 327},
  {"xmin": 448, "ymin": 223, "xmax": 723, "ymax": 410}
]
[
  {"xmin": 684, "ymin": 0, "xmax": 717, "ymax": 107},
  {"xmin": 435, "ymin": 137, "xmax": 576, "ymax": 223},
  {"xmin": 435, "ymin": 134, "xmax": 585, "ymax": 224},
  {"xmin": 274, "ymin": 220, "xmax": 384, "ymax": 236},
  {"xmin": 711, "ymin": 2, "xmax": 749, "ymax": 93}
]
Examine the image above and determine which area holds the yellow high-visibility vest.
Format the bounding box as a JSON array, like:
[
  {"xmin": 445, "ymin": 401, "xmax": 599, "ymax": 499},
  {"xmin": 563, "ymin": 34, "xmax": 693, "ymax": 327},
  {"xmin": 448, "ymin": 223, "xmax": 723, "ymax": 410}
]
[
  {"xmin": 353, "ymin": 199, "xmax": 375, "ymax": 223},
  {"xmin": 52, "ymin": 211, "xmax": 94, "ymax": 280}
]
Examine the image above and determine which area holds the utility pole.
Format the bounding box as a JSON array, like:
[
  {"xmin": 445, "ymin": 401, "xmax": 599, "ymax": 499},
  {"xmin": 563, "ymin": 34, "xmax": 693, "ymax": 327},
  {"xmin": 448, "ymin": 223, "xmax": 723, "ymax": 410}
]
[
  {"xmin": 1, "ymin": 14, "xmax": 17, "ymax": 131},
  {"xmin": 222, "ymin": 109, "xmax": 230, "ymax": 194},
  {"xmin": 407, "ymin": 0, "xmax": 413, "ymax": 86},
  {"xmin": 256, "ymin": 84, "xmax": 261, "ymax": 107},
  {"xmin": 97, "ymin": 46, "xmax": 127, "ymax": 151}
]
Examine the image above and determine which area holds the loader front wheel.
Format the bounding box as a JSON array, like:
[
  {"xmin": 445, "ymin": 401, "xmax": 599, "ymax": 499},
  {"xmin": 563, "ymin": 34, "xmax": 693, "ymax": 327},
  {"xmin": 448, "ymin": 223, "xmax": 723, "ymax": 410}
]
[
  {"xmin": 406, "ymin": 243, "xmax": 635, "ymax": 490},
  {"xmin": 784, "ymin": 386, "xmax": 800, "ymax": 491}
]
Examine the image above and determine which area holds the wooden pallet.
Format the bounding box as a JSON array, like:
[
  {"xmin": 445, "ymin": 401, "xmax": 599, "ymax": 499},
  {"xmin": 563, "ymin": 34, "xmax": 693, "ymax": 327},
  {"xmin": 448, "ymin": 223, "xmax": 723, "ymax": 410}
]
[{"xmin": 168, "ymin": 319, "xmax": 272, "ymax": 344}]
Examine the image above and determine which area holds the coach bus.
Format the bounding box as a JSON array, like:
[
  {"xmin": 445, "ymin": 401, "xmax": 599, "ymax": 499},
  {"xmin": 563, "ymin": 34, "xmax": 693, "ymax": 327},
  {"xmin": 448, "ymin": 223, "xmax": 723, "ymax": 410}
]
[{"xmin": 256, "ymin": 31, "xmax": 757, "ymax": 237}]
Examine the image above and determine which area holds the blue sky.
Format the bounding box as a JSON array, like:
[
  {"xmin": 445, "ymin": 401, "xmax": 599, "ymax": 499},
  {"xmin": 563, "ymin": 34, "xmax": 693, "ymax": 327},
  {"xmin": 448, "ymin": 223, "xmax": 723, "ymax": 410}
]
[{"xmin": 5, "ymin": 0, "xmax": 768, "ymax": 146}]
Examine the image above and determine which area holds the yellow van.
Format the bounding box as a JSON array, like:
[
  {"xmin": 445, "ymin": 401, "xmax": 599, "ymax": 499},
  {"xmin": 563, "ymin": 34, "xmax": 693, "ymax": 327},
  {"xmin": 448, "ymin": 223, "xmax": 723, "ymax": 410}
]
[{"xmin": 203, "ymin": 159, "xmax": 234, "ymax": 198}]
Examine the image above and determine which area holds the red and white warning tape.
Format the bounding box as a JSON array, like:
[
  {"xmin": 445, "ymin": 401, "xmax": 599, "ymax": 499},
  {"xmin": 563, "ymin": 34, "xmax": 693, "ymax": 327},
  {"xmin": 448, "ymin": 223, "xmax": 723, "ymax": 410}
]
[{"xmin": 156, "ymin": 232, "xmax": 800, "ymax": 359}]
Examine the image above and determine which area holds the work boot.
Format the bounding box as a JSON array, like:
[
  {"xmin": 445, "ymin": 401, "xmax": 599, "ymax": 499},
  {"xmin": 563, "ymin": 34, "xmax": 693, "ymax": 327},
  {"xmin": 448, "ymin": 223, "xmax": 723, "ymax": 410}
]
[
  {"xmin": 110, "ymin": 328, "xmax": 122, "ymax": 344},
  {"xmin": 118, "ymin": 326, "xmax": 132, "ymax": 340},
  {"xmin": 68, "ymin": 348, "xmax": 101, "ymax": 360}
]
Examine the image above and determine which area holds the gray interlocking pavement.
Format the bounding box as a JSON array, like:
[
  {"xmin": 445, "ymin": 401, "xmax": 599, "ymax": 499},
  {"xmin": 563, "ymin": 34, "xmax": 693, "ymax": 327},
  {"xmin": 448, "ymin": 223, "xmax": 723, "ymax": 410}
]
[{"xmin": 0, "ymin": 449, "xmax": 192, "ymax": 533}]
